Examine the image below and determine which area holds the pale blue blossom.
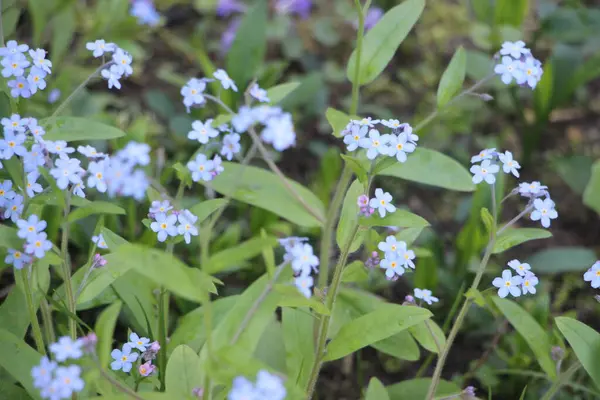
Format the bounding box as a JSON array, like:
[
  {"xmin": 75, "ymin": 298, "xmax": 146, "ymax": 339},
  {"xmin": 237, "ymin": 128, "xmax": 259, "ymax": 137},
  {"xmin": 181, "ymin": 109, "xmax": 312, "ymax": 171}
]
[
  {"xmin": 187, "ymin": 153, "xmax": 214, "ymax": 182},
  {"xmin": 518, "ymin": 181, "xmax": 548, "ymax": 197},
  {"xmin": 387, "ymin": 132, "xmax": 416, "ymax": 162},
  {"xmin": 26, "ymin": 172, "xmax": 43, "ymax": 197},
  {"xmin": 0, "ymin": 130, "xmax": 27, "ymax": 159},
  {"xmin": 29, "ymin": 48, "xmax": 52, "ymax": 74},
  {"xmin": 492, "ymin": 269, "xmax": 522, "ymax": 298},
  {"xmin": 584, "ymin": 261, "xmax": 600, "ymax": 289},
  {"xmin": 54, "ymin": 365, "xmax": 85, "ymax": 399},
  {"xmin": 177, "ymin": 210, "xmax": 199, "ymax": 244},
  {"xmin": 49, "ymin": 337, "xmax": 83, "ymax": 362},
  {"xmin": 2, "ymin": 113, "xmax": 26, "ymax": 132},
  {"xmin": 181, "ymin": 78, "xmax": 207, "ymax": 112},
  {"xmin": 351, "ymin": 117, "xmax": 380, "ymax": 127},
  {"xmin": 249, "ymin": 83, "xmax": 270, "ymax": 103},
  {"xmin": 519, "ymin": 56, "xmax": 542, "ymax": 89},
  {"xmin": 117, "ymin": 141, "xmax": 151, "ymax": 166},
  {"xmin": 228, "ymin": 376, "xmax": 257, "ymax": 400},
  {"xmin": 294, "ymin": 275, "xmax": 313, "ymax": 298},
  {"xmin": 380, "ymin": 252, "xmax": 405, "ymax": 279},
  {"xmin": 1, "ymin": 53, "xmax": 30, "ymax": 77},
  {"xmin": 25, "ymin": 231, "xmax": 53, "ymax": 258},
  {"xmin": 92, "ymin": 234, "xmax": 108, "ymax": 249},
  {"xmin": 213, "ymin": 69, "xmax": 238, "ymax": 92},
  {"xmin": 150, "ymin": 213, "xmax": 178, "ymax": 242},
  {"xmin": 521, "ymin": 272, "xmax": 539, "ymax": 295},
  {"xmin": 0, "ymin": 40, "xmax": 29, "ymax": 57},
  {"xmin": 498, "ymin": 150, "xmax": 520, "ymax": 177},
  {"xmin": 255, "ymin": 370, "xmax": 286, "ymax": 400},
  {"xmin": 77, "ymin": 145, "xmax": 105, "ymax": 158},
  {"xmin": 414, "ymin": 288, "xmax": 439, "ymax": 305},
  {"xmin": 188, "ymin": 119, "xmax": 219, "ymax": 144},
  {"xmin": 45, "ymin": 140, "xmax": 75, "ymax": 156},
  {"xmin": 0, "ymin": 180, "xmax": 16, "ymax": 207},
  {"xmin": 110, "ymin": 344, "xmax": 139, "ymax": 373},
  {"xmin": 127, "ymin": 332, "xmax": 150, "ymax": 352},
  {"xmin": 470, "ymin": 148, "xmax": 496, "ymax": 163},
  {"xmin": 87, "ymin": 160, "xmax": 108, "ymax": 193},
  {"xmin": 27, "ymin": 121, "xmax": 46, "ymax": 141},
  {"xmin": 73, "ymin": 181, "xmax": 86, "ymax": 198},
  {"xmin": 31, "ymin": 356, "xmax": 57, "ymax": 389},
  {"xmin": 398, "ymin": 246, "xmax": 416, "ymax": 269},
  {"xmin": 131, "ymin": 0, "xmax": 161, "ymax": 26},
  {"xmin": 4, "ymin": 194, "xmax": 23, "ymax": 222},
  {"xmin": 101, "ymin": 65, "xmax": 122, "ymax": 90},
  {"xmin": 494, "ymin": 56, "xmax": 523, "ymax": 85},
  {"xmin": 261, "ymin": 113, "xmax": 296, "ymax": 151},
  {"xmin": 359, "ymin": 129, "xmax": 391, "ymax": 160},
  {"xmin": 290, "ymin": 243, "xmax": 319, "ymax": 276},
  {"xmin": 221, "ymin": 133, "xmax": 241, "ymax": 161},
  {"xmin": 531, "ymin": 197, "xmax": 558, "ymax": 228},
  {"xmin": 112, "ymin": 49, "xmax": 133, "ymax": 76},
  {"xmin": 7, "ymin": 77, "xmax": 32, "ymax": 98},
  {"xmin": 5, "ymin": 248, "xmax": 32, "ymax": 269},
  {"xmin": 500, "ymin": 40, "xmax": 529, "ymax": 59},
  {"xmin": 212, "ymin": 155, "xmax": 224, "ymax": 177},
  {"xmin": 85, "ymin": 39, "xmax": 116, "ymax": 58},
  {"xmin": 50, "ymin": 156, "xmax": 84, "ymax": 189},
  {"xmin": 150, "ymin": 200, "xmax": 172, "ymax": 215},
  {"xmin": 27, "ymin": 66, "xmax": 47, "ymax": 94},
  {"xmin": 16, "ymin": 215, "xmax": 47, "ymax": 241},
  {"xmin": 369, "ymin": 188, "xmax": 396, "ymax": 218},
  {"xmin": 470, "ymin": 160, "xmax": 499, "ymax": 185},
  {"xmin": 231, "ymin": 106, "xmax": 256, "ymax": 133},
  {"xmin": 507, "ymin": 259, "xmax": 531, "ymax": 276},
  {"xmin": 377, "ymin": 236, "xmax": 405, "ymax": 256},
  {"xmin": 343, "ymin": 124, "xmax": 368, "ymax": 151}
]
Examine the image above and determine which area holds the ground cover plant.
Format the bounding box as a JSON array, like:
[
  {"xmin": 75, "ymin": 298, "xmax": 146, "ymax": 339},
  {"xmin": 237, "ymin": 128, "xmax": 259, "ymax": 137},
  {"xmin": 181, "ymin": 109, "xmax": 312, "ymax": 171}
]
[{"xmin": 1, "ymin": 0, "xmax": 600, "ymax": 399}]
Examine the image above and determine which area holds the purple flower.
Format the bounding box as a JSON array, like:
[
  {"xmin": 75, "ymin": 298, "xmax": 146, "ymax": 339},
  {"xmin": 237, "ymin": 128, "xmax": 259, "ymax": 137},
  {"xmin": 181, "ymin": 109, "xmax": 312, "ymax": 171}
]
[
  {"xmin": 274, "ymin": 0, "xmax": 312, "ymax": 19},
  {"xmin": 216, "ymin": 0, "xmax": 246, "ymax": 17},
  {"xmin": 353, "ymin": 6, "xmax": 383, "ymax": 31},
  {"xmin": 221, "ymin": 18, "xmax": 242, "ymax": 54}
]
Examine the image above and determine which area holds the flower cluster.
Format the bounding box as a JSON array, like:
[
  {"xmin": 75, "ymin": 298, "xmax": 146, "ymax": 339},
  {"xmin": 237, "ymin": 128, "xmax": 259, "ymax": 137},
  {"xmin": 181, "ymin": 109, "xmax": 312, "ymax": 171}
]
[
  {"xmin": 342, "ymin": 118, "xmax": 418, "ymax": 162},
  {"xmin": 470, "ymin": 149, "xmax": 558, "ymax": 228},
  {"xmin": 378, "ymin": 235, "xmax": 416, "ymax": 280},
  {"xmin": 130, "ymin": 0, "xmax": 160, "ymax": 26},
  {"xmin": 494, "ymin": 41, "xmax": 543, "ymax": 89},
  {"xmin": 32, "ymin": 337, "xmax": 85, "ymax": 399},
  {"xmin": 0, "ymin": 40, "xmax": 52, "ymax": 99},
  {"xmin": 492, "ymin": 259, "xmax": 539, "ymax": 298},
  {"xmin": 280, "ymin": 237, "xmax": 318, "ymax": 298},
  {"xmin": 111, "ymin": 332, "xmax": 159, "ymax": 377},
  {"xmin": 85, "ymin": 39, "xmax": 133, "ymax": 90},
  {"xmin": 228, "ymin": 370, "xmax": 286, "ymax": 400},
  {"xmin": 584, "ymin": 261, "xmax": 600, "ymax": 289},
  {"xmin": 148, "ymin": 200, "xmax": 199, "ymax": 244},
  {"xmin": 4, "ymin": 215, "xmax": 52, "ymax": 269}
]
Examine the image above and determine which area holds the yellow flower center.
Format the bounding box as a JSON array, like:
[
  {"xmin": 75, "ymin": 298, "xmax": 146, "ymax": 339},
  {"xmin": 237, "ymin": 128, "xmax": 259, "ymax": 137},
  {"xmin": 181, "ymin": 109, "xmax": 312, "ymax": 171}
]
[
  {"xmin": 8, "ymin": 141, "xmax": 15, "ymax": 147},
  {"xmin": 505, "ymin": 281, "xmax": 511, "ymax": 287},
  {"xmin": 160, "ymin": 223, "xmax": 167, "ymax": 229},
  {"xmin": 121, "ymin": 356, "xmax": 128, "ymax": 361},
  {"xmin": 14, "ymin": 252, "xmax": 21, "ymax": 258},
  {"xmin": 397, "ymin": 143, "xmax": 403, "ymax": 150},
  {"xmin": 96, "ymin": 173, "xmax": 103, "ymax": 179},
  {"xmin": 17, "ymin": 83, "xmax": 23, "ymax": 89},
  {"xmin": 35, "ymin": 241, "xmax": 41, "ymax": 247},
  {"xmin": 380, "ymin": 200, "xmax": 385, "ymax": 205}
]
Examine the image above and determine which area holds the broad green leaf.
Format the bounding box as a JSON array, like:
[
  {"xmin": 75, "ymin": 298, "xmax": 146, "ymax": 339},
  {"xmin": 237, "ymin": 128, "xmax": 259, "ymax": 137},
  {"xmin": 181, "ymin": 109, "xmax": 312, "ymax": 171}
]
[
  {"xmin": 275, "ymin": 284, "xmax": 330, "ymax": 315},
  {"xmin": 377, "ymin": 148, "xmax": 475, "ymax": 192},
  {"xmin": 67, "ymin": 201, "xmax": 125, "ymax": 223},
  {"xmin": 282, "ymin": 308, "xmax": 314, "ymax": 389},
  {"xmin": 4, "ymin": 157, "xmax": 23, "ymax": 192},
  {"xmin": 166, "ymin": 345, "xmax": 203, "ymax": 397},
  {"xmin": 409, "ymin": 320, "xmax": 446, "ymax": 354},
  {"xmin": 200, "ymin": 162, "xmax": 325, "ymax": 228},
  {"xmin": 347, "ymin": 0, "xmax": 425, "ymax": 85},
  {"xmin": 190, "ymin": 198, "xmax": 228, "ymax": 224},
  {"xmin": 583, "ymin": 160, "xmax": 600, "ymax": 215},
  {"xmin": 395, "ymin": 227, "xmax": 425, "ymax": 246},
  {"xmin": 493, "ymin": 297, "xmax": 556, "ymax": 379},
  {"xmin": 111, "ymin": 271, "xmax": 157, "ymax": 338},
  {"xmin": 169, "ymin": 296, "xmax": 238, "ymax": 352},
  {"xmin": 495, "ymin": 0, "xmax": 529, "ymax": 27},
  {"xmin": 386, "ymin": 378, "xmax": 460, "ymax": 399},
  {"xmin": 50, "ymin": 6, "xmax": 75, "ymax": 64},
  {"xmin": 172, "ymin": 162, "xmax": 192, "ymax": 187},
  {"xmin": 556, "ymin": 316, "xmax": 600, "ymax": 388},
  {"xmin": 526, "ymin": 247, "xmax": 598, "ymax": 274},
  {"xmin": 0, "ymin": 328, "xmax": 42, "ymax": 399},
  {"xmin": 324, "ymin": 304, "xmax": 431, "ymax": 361},
  {"xmin": 553, "ymin": 156, "xmax": 593, "ymax": 195},
  {"xmin": 254, "ymin": 319, "xmax": 286, "ymax": 372},
  {"xmin": 366, "ymin": 377, "xmax": 389, "ymax": 400},
  {"xmin": 39, "ymin": 117, "xmax": 126, "ymax": 141},
  {"xmin": 267, "ymin": 82, "xmax": 300, "ymax": 104},
  {"xmin": 226, "ymin": 1, "xmax": 268, "ymax": 87},
  {"xmin": 341, "ymin": 260, "xmax": 369, "ymax": 283},
  {"xmin": 437, "ymin": 46, "xmax": 466, "ymax": 108},
  {"xmin": 79, "ymin": 244, "xmax": 215, "ymax": 304},
  {"xmin": 492, "ymin": 228, "xmax": 552, "ymax": 254},
  {"xmin": 38, "ymin": 167, "xmax": 65, "ymax": 209},
  {"xmin": 341, "ymin": 154, "xmax": 368, "ymax": 184},
  {"xmin": 465, "ymin": 288, "xmax": 486, "ymax": 307},
  {"xmin": 95, "ymin": 301, "xmax": 122, "ymax": 368},
  {"xmin": 336, "ymin": 180, "xmax": 365, "ymax": 252},
  {"xmin": 326, "ymin": 108, "xmax": 354, "ymax": 137},
  {"xmin": 533, "ymin": 61, "xmax": 553, "ymax": 121},
  {"xmin": 480, "ymin": 207, "xmax": 494, "ymax": 234},
  {"xmin": 260, "ymin": 229, "xmax": 276, "ymax": 277},
  {"xmin": 360, "ymin": 209, "xmax": 429, "ymax": 228},
  {"xmin": 100, "ymin": 227, "xmax": 128, "ymax": 250},
  {"xmin": 372, "ymin": 330, "xmax": 419, "ymax": 361},
  {"xmin": 206, "ymin": 236, "xmax": 278, "ymax": 274},
  {"xmin": 0, "ymin": 383, "xmax": 31, "ymax": 400},
  {"xmin": 0, "ymin": 224, "xmax": 23, "ymax": 249}
]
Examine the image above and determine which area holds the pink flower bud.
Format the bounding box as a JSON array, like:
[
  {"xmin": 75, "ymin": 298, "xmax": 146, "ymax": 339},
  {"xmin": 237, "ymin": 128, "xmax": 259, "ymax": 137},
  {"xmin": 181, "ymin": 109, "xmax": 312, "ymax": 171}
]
[
  {"xmin": 93, "ymin": 253, "xmax": 107, "ymax": 268},
  {"xmin": 150, "ymin": 341, "xmax": 160, "ymax": 352},
  {"xmin": 357, "ymin": 194, "xmax": 369, "ymax": 208},
  {"xmin": 138, "ymin": 361, "xmax": 156, "ymax": 377},
  {"xmin": 192, "ymin": 387, "xmax": 204, "ymax": 398}
]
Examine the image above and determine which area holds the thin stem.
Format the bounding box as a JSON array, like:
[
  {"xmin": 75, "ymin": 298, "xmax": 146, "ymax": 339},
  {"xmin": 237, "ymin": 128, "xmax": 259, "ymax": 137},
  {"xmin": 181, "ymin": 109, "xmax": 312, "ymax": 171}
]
[
  {"xmin": 496, "ymin": 204, "xmax": 534, "ymax": 236},
  {"xmin": 306, "ymin": 224, "xmax": 360, "ymax": 398},
  {"xmin": 50, "ymin": 61, "xmax": 112, "ymax": 119},
  {"xmin": 426, "ymin": 186, "xmax": 498, "ymax": 399},
  {"xmin": 424, "ymin": 320, "xmax": 442, "ymax": 354},
  {"xmin": 413, "ymin": 75, "xmax": 494, "ymax": 133},
  {"xmin": 540, "ymin": 362, "xmax": 581, "ymax": 400},
  {"xmin": 39, "ymin": 299, "xmax": 56, "ymax": 344},
  {"xmin": 0, "ymin": 0, "xmax": 5, "ymax": 48},
  {"xmin": 74, "ymin": 264, "xmax": 96, "ymax": 301},
  {"xmin": 21, "ymin": 268, "xmax": 45, "ymax": 354},
  {"xmin": 60, "ymin": 192, "xmax": 76, "ymax": 339},
  {"xmin": 230, "ymin": 262, "xmax": 287, "ymax": 345}
]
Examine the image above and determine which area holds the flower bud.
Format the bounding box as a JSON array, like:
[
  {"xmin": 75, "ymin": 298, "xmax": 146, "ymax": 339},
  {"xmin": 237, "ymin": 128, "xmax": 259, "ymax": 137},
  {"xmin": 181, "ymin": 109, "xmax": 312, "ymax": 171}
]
[
  {"xmin": 138, "ymin": 361, "xmax": 156, "ymax": 377},
  {"xmin": 192, "ymin": 387, "xmax": 204, "ymax": 398},
  {"xmin": 551, "ymin": 346, "xmax": 565, "ymax": 362}
]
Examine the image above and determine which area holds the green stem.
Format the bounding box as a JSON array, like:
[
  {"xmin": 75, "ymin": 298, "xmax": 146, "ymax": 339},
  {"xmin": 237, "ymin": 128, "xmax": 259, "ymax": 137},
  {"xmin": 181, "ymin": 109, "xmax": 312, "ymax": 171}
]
[
  {"xmin": 496, "ymin": 367, "xmax": 600, "ymax": 398},
  {"xmin": 61, "ymin": 192, "xmax": 76, "ymax": 339},
  {"xmin": 306, "ymin": 224, "xmax": 360, "ymax": 398},
  {"xmin": 349, "ymin": 0, "xmax": 370, "ymax": 114},
  {"xmin": 95, "ymin": 357, "xmax": 143, "ymax": 400},
  {"xmin": 39, "ymin": 299, "xmax": 56, "ymax": 344},
  {"xmin": 21, "ymin": 268, "xmax": 45, "ymax": 354},
  {"xmin": 426, "ymin": 186, "xmax": 498, "ymax": 399},
  {"xmin": 540, "ymin": 362, "xmax": 581, "ymax": 400},
  {"xmin": 0, "ymin": 0, "xmax": 4, "ymax": 47}
]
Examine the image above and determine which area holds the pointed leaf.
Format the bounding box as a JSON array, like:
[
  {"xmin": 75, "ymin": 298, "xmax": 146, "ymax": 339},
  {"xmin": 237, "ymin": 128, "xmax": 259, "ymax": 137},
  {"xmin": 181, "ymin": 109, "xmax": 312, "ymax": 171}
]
[
  {"xmin": 206, "ymin": 236, "xmax": 278, "ymax": 274},
  {"xmin": 324, "ymin": 304, "xmax": 431, "ymax": 361},
  {"xmin": 267, "ymin": 82, "xmax": 300, "ymax": 104},
  {"xmin": 437, "ymin": 46, "xmax": 467, "ymax": 108},
  {"xmin": 360, "ymin": 209, "xmax": 429, "ymax": 228},
  {"xmin": 0, "ymin": 328, "xmax": 42, "ymax": 399},
  {"xmin": 526, "ymin": 247, "xmax": 598, "ymax": 274},
  {"xmin": 583, "ymin": 160, "xmax": 600, "ymax": 215},
  {"xmin": 39, "ymin": 117, "xmax": 126, "ymax": 141},
  {"xmin": 274, "ymin": 284, "xmax": 330, "ymax": 315},
  {"xmin": 95, "ymin": 301, "xmax": 122, "ymax": 368},
  {"xmin": 492, "ymin": 228, "xmax": 552, "ymax": 254},
  {"xmin": 67, "ymin": 201, "xmax": 125, "ymax": 223},
  {"xmin": 366, "ymin": 377, "xmax": 389, "ymax": 400},
  {"xmin": 336, "ymin": 180, "xmax": 365, "ymax": 252},
  {"xmin": 386, "ymin": 378, "xmax": 460, "ymax": 399},
  {"xmin": 189, "ymin": 199, "xmax": 228, "ymax": 224},
  {"xmin": 282, "ymin": 308, "xmax": 314, "ymax": 389},
  {"xmin": 166, "ymin": 345, "xmax": 203, "ymax": 397},
  {"xmin": 493, "ymin": 297, "xmax": 556, "ymax": 379},
  {"xmin": 326, "ymin": 108, "xmax": 354, "ymax": 137},
  {"xmin": 556, "ymin": 316, "xmax": 600, "ymax": 388},
  {"xmin": 341, "ymin": 154, "xmax": 368, "ymax": 184}
]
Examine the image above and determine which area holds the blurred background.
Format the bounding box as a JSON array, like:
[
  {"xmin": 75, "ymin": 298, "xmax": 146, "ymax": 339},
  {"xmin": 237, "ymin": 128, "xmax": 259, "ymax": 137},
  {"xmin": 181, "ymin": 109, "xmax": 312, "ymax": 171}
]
[{"xmin": 2, "ymin": 0, "xmax": 600, "ymax": 398}]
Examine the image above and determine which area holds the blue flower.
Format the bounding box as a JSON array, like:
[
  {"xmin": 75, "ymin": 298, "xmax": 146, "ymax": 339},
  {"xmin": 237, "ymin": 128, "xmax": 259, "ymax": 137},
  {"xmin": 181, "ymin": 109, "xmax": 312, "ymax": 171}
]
[
  {"xmin": 494, "ymin": 56, "xmax": 523, "ymax": 85},
  {"xmin": 499, "ymin": 40, "xmax": 529, "ymax": 59},
  {"xmin": 31, "ymin": 356, "xmax": 57, "ymax": 389},
  {"xmin": 220, "ymin": 133, "xmax": 241, "ymax": 161},
  {"xmin": 0, "ymin": 40, "xmax": 29, "ymax": 57},
  {"xmin": 249, "ymin": 83, "xmax": 270, "ymax": 103},
  {"xmin": 177, "ymin": 210, "xmax": 199, "ymax": 244},
  {"xmin": 1, "ymin": 53, "xmax": 30, "ymax": 78},
  {"xmin": 27, "ymin": 66, "xmax": 48, "ymax": 94},
  {"xmin": 101, "ymin": 65, "xmax": 123, "ymax": 90},
  {"xmin": 150, "ymin": 213, "xmax": 178, "ymax": 242},
  {"xmin": 112, "ymin": 48, "xmax": 133, "ymax": 76},
  {"xmin": 26, "ymin": 172, "xmax": 43, "ymax": 198},
  {"xmin": 49, "ymin": 337, "xmax": 84, "ymax": 362},
  {"xmin": 2, "ymin": 113, "xmax": 26, "ymax": 132},
  {"xmin": 187, "ymin": 153, "xmax": 214, "ymax": 182},
  {"xmin": 85, "ymin": 39, "xmax": 116, "ymax": 58},
  {"xmin": 126, "ymin": 332, "xmax": 150, "ymax": 352},
  {"xmin": 29, "ymin": 48, "xmax": 52, "ymax": 74},
  {"xmin": 47, "ymin": 88, "xmax": 61, "ymax": 104},
  {"xmin": 343, "ymin": 124, "xmax": 368, "ymax": 152},
  {"xmin": 54, "ymin": 365, "xmax": 85, "ymax": 398},
  {"xmin": 7, "ymin": 76, "xmax": 32, "ymax": 98},
  {"xmin": 24, "ymin": 145, "xmax": 46, "ymax": 173},
  {"xmin": 110, "ymin": 344, "xmax": 139, "ymax": 373},
  {"xmin": 5, "ymin": 248, "xmax": 32, "ymax": 270},
  {"xmin": 181, "ymin": 78, "xmax": 207, "ymax": 112},
  {"xmin": 87, "ymin": 160, "xmax": 108, "ymax": 193},
  {"xmin": 131, "ymin": 0, "xmax": 161, "ymax": 26},
  {"xmin": 188, "ymin": 119, "xmax": 219, "ymax": 144},
  {"xmin": 0, "ymin": 180, "xmax": 16, "ymax": 207},
  {"xmin": 50, "ymin": 155, "xmax": 84, "ymax": 189},
  {"xmin": 213, "ymin": 69, "xmax": 238, "ymax": 92},
  {"xmin": 16, "ymin": 214, "xmax": 47, "ymax": 241},
  {"xmin": 0, "ymin": 130, "xmax": 27, "ymax": 159},
  {"xmin": 25, "ymin": 231, "xmax": 53, "ymax": 258}
]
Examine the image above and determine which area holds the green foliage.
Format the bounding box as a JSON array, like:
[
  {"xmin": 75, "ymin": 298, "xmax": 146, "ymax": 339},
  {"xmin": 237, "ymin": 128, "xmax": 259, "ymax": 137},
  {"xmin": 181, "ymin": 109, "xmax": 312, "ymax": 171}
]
[
  {"xmin": 326, "ymin": 108, "xmax": 355, "ymax": 137},
  {"xmin": 347, "ymin": 0, "xmax": 425, "ymax": 85},
  {"xmin": 267, "ymin": 82, "xmax": 301, "ymax": 104},
  {"xmin": 386, "ymin": 378, "xmax": 460, "ymax": 399},
  {"xmin": 360, "ymin": 209, "xmax": 429, "ymax": 229},
  {"xmin": 206, "ymin": 236, "xmax": 278, "ymax": 274},
  {"xmin": 39, "ymin": 117, "xmax": 127, "ymax": 141},
  {"xmin": 165, "ymin": 345, "xmax": 203, "ymax": 397},
  {"xmin": 583, "ymin": 160, "xmax": 600, "ymax": 215},
  {"xmin": 67, "ymin": 201, "xmax": 126, "ymax": 223},
  {"xmin": 95, "ymin": 301, "xmax": 122, "ymax": 368},
  {"xmin": 365, "ymin": 377, "xmax": 389, "ymax": 400},
  {"xmin": 437, "ymin": 46, "xmax": 466, "ymax": 108},
  {"xmin": 526, "ymin": 247, "xmax": 598, "ymax": 274},
  {"xmin": 274, "ymin": 285, "xmax": 330, "ymax": 315},
  {"xmin": 492, "ymin": 228, "xmax": 552, "ymax": 254},
  {"xmin": 0, "ymin": 329, "xmax": 42, "ymax": 399},
  {"xmin": 556, "ymin": 317, "xmax": 600, "ymax": 388},
  {"xmin": 336, "ymin": 180, "xmax": 365, "ymax": 252}
]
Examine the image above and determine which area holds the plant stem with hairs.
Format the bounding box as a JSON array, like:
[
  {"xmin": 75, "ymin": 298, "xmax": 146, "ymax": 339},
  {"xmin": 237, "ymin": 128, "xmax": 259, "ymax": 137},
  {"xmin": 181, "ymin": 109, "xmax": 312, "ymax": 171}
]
[
  {"xmin": 60, "ymin": 191, "xmax": 77, "ymax": 340},
  {"xmin": 21, "ymin": 268, "xmax": 46, "ymax": 353}
]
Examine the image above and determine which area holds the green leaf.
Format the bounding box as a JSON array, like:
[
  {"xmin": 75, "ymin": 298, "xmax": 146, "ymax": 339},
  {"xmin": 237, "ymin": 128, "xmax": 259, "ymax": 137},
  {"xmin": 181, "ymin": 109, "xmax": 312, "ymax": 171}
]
[
  {"xmin": 336, "ymin": 180, "xmax": 365, "ymax": 252},
  {"xmin": 395, "ymin": 227, "xmax": 425, "ymax": 246},
  {"xmin": 409, "ymin": 320, "xmax": 446, "ymax": 354},
  {"xmin": 282, "ymin": 307, "xmax": 314, "ymax": 389},
  {"xmin": 199, "ymin": 162, "xmax": 325, "ymax": 228},
  {"xmin": 0, "ymin": 224, "xmax": 23, "ymax": 249},
  {"xmin": 324, "ymin": 304, "xmax": 431, "ymax": 361},
  {"xmin": 533, "ymin": 61, "xmax": 553, "ymax": 121},
  {"xmin": 38, "ymin": 167, "xmax": 65, "ymax": 209},
  {"xmin": 493, "ymin": 297, "xmax": 556, "ymax": 380},
  {"xmin": 583, "ymin": 160, "xmax": 600, "ymax": 215},
  {"xmin": 39, "ymin": 117, "xmax": 126, "ymax": 141},
  {"xmin": 377, "ymin": 148, "xmax": 475, "ymax": 192},
  {"xmin": 0, "ymin": 328, "xmax": 42, "ymax": 399},
  {"xmin": 341, "ymin": 261, "xmax": 369, "ymax": 283},
  {"xmin": 437, "ymin": 46, "xmax": 467, "ymax": 108},
  {"xmin": 372, "ymin": 330, "xmax": 419, "ymax": 361},
  {"xmin": 326, "ymin": 108, "xmax": 353, "ymax": 137},
  {"xmin": 386, "ymin": 378, "xmax": 460, "ymax": 399},
  {"xmin": 492, "ymin": 228, "xmax": 552, "ymax": 254},
  {"xmin": 495, "ymin": 0, "xmax": 529, "ymax": 27},
  {"xmin": 274, "ymin": 284, "xmax": 330, "ymax": 315},
  {"xmin": 189, "ymin": 198, "xmax": 227, "ymax": 224},
  {"xmin": 50, "ymin": 6, "xmax": 75, "ymax": 64},
  {"xmin": 267, "ymin": 82, "xmax": 300, "ymax": 104},
  {"xmin": 347, "ymin": 0, "xmax": 425, "ymax": 85},
  {"xmin": 206, "ymin": 236, "xmax": 278, "ymax": 274},
  {"xmin": 100, "ymin": 227, "xmax": 128, "ymax": 250},
  {"xmin": 166, "ymin": 345, "xmax": 203, "ymax": 397},
  {"xmin": 226, "ymin": 0, "xmax": 268, "ymax": 87},
  {"xmin": 172, "ymin": 162, "xmax": 192, "ymax": 187},
  {"xmin": 95, "ymin": 301, "xmax": 122, "ymax": 368},
  {"xmin": 556, "ymin": 317, "xmax": 600, "ymax": 388},
  {"xmin": 526, "ymin": 247, "xmax": 598, "ymax": 274},
  {"xmin": 366, "ymin": 377, "xmax": 389, "ymax": 400},
  {"xmin": 341, "ymin": 154, "xmax": 368, "ymax": 184},
  {"xmin": 480, "ymin": 207, "xmax": 494, "ymax": 234},
  {"xmin": 67, "ymin": 201, "xmax": 125, "ymax": 223},
  {"xmin": 465, "ymin": 288, "xmax": 486, "ymax": 307},
  {"xmin": 360, "ymin": 209, "xmax": 429, "ymax": 228}
]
